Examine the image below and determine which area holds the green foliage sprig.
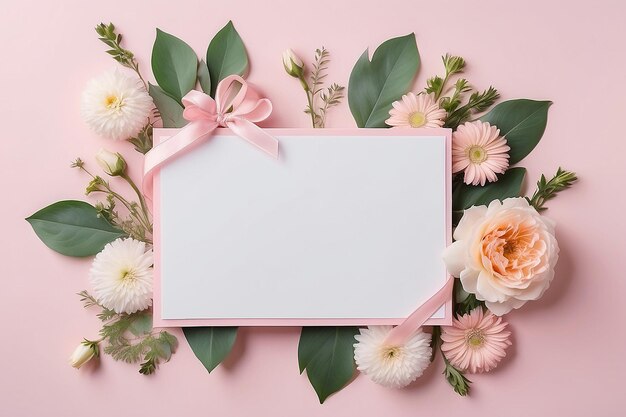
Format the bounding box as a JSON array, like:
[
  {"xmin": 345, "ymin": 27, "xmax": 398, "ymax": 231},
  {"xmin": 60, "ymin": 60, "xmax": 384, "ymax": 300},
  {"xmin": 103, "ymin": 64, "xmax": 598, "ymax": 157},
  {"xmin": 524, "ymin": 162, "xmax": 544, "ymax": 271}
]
[
  {"xmin": 426, "ymin": 54, "xmax": 465, "ymax": 100},
  {"xmin": 72, "ymin": 158, "xmax": 153, "ymax": 243},
  {"xmin": 286, "ymin": 47, "xmax": 345, "ymax": 128},
  {"xmin": 96, "ymin": 23, "xmax": 147, "ymax": 88},
  {"xmin": 527, "ymin": 168, "xmax": 578, "ymax": 211},
  {"xmin": 443, "ymin": 358, "xmax": 472, "ymax": 396},
  {"xmin": 425, "ymin": 54, "xmax": 500, "ymax": 129},
  {"xmin": 431, "ymin": 326, "xmax": 472, "ymax": 396},
  {"xmin": 78, "ymin": 291, "xmax": 178, "ymax": 375}
]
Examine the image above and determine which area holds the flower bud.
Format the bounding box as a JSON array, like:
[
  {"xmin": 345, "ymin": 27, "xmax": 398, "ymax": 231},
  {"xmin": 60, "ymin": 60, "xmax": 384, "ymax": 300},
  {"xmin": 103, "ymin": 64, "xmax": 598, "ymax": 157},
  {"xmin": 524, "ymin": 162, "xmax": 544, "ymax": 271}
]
[
  {"xmin": 96, "ymin": 148, "xmax": 126, "ymax": 176},
  {"xmin": 69, "ymin": 340, "xmax": 98, "ymax": 369},
  {"xmin": 282, "ymin": 49, "xmax": 305, "ymax": 78}
]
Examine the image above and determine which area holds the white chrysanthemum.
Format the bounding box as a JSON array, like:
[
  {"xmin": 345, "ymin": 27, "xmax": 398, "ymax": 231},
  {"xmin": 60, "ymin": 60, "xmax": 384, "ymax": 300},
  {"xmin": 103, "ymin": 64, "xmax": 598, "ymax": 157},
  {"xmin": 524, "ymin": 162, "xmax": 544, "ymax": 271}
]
[
  {"xmin": 354, "ymin": 326, "xmax": 432, "ymax": 388},
  {"xmin": 89, "ymin": 238, "xmax": 153, "ymax": 314},
  {"xmin": 81, "ymin": 69, "xmax": 153, "ymax": 140}
]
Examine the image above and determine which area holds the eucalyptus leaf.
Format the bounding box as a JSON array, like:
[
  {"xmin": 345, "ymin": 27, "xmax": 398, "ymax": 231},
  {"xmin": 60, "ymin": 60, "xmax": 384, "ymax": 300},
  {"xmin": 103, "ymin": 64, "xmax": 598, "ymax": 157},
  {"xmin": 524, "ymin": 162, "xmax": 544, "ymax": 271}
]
[
  {"xmin": 197, "ymin": 60, "xmax": 211, "ymax": 94},
  {"xmin": 26, "ymin": 200, "xmax": 125, "ymax": 257},
  {"xmin": 206, "ymin": 21, "xmax": 249, "ymax": 96},
  {"xmin": 348, "ymin": 33, "xmax": 419, "ymax": 128},
  {"xmin": 480, "ymin": 99, "xmax": 552, "ymax": 164},
  {"xmin": 298, "ymin": 327, "xmax": 359, "ymax": 403},
  {"xmin": 183, "ymin": 327, "xmax": 238, "ymax": 373},
  {"xmin": 148, "ymin": 83, "xmax": 187, "ymax": 128},
  {"xmin": 452, "ymin": 167, "xmax": 527, "ymax": 214},
  {"xmin": 151, "ymin": 29, "xmax": 198, "ymax": 102}
]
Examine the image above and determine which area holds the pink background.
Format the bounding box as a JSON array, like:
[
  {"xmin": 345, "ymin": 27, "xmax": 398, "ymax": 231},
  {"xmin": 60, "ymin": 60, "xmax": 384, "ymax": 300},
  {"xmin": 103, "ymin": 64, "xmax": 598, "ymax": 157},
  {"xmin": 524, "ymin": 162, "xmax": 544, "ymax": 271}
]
[{"xmin": 1, "ymin": 0, "xmax": 624, "ymax": 415}]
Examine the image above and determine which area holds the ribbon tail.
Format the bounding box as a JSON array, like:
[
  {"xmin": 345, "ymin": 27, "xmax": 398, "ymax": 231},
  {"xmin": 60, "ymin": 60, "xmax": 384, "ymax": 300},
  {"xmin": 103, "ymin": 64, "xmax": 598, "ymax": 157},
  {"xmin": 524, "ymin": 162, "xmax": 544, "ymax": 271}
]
[
  {"xmin": 383, "ymin": 276, "xmax": 454, "ymax": 346},
  {"xmin": 227, "ymin": 119, "xmax": 279, "ymax": 158},
  {"xmin": 143, "ymin": 121, "xmax": 218, "ymax": 200}
]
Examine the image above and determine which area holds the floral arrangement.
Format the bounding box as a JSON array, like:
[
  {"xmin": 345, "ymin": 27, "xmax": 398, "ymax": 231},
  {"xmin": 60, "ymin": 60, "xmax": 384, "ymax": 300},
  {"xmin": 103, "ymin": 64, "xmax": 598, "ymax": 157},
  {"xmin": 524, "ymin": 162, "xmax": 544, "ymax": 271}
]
[{"xmin": 27, "ymin": 21, "xmax": 577, "ymax": 403}]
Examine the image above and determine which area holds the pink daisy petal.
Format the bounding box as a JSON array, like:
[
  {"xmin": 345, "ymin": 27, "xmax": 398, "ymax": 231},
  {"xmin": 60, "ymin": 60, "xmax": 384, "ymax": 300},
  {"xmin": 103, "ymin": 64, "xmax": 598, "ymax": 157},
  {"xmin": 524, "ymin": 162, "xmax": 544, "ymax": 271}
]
[
  {"xmin": 452, "ymin": 121, "xmax": 511, "ymax": 186},
  {"xmin": 441, "ymin": 307, "xmax": 512, "ymax": 374},
  {"xmin": 385, "ymin": 92, "xmax": 446, "ymax": 128}
]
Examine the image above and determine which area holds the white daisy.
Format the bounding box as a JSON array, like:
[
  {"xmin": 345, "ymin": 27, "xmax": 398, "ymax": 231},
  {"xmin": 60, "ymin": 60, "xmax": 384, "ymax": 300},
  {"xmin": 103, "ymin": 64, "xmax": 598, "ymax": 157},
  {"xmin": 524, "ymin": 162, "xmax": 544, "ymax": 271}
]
[
  {"xmin": 89, "ymin": 238, "xmax": 153, "ymax": 314},
  {"xmin": 81, "ymin": 69, "xmax": 153, "ymax": 140},
  {"xmin": 354, "ymin": 326, "xmax": 432, "ymax": 388}
]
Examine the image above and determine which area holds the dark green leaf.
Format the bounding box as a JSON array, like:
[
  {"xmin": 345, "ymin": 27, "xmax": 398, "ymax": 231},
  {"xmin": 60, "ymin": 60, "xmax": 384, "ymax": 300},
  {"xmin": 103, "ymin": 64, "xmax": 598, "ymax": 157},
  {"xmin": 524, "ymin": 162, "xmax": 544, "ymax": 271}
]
[
  {"xmin": 348, "ymin": 33, "xmax": 419, "ymax": 128},
  {"xmin": 151, "ymin": 29, "xmax": 198, "ymax": 102},
  {"xmin": 480, "ymin": 99, "xmax": 552, "ymax": 164},
  {"xmin": 197, "ymin": 59, "xmax": 211, "ymax": 94},
  {"xmin": 298, "ymin": 327, "xmax": 359, "ymax": 403},
  {"xmin": 452, "ymin": 167, "xmax": 527, "ymax": 213},
  {"xmin": 26, "ymin": 200, "xmax": 125, "ymax": 257},
  {"xmin": 183, "ymin": 327, "xmax": 238, "ymax": 373},
  {"xmin": 206, "ymin": 21, "xmax": 248, "ymax": 96},
  {"xmin": 149, "ymin": 83, "xmax": 187, "ymax": 128}
]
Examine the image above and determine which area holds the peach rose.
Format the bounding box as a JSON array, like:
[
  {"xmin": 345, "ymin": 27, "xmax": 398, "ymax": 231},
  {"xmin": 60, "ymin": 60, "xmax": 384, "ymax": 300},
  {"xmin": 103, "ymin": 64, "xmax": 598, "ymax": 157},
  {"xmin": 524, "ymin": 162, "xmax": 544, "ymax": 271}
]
[{"xmin": 443, "ymin": 198, "xmax": 559, "ymax": 315}]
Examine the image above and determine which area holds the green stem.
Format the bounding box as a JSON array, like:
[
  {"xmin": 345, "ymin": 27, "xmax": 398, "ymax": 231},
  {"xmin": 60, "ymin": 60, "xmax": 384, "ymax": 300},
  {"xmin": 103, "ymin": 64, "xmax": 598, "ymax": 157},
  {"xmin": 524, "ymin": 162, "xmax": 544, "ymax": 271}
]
[
  {"xmin": 435, "ymin": 73, "xmax": 449, "ymax": 101},
  {"xmin": 106, "ymin": 190, "xmax": 148, "ymax": 228},
  {"xmin": 79, "ymin": 165, "xmax": 152, "ymax": 241},
  {"xmin": 132, "ymin": 62, "xmax": 148, "ymax": 90},
  {"xmin": 121, "ymin": 173, "xmax": 152, "ymax": 231},
  {"xmin": 299, "ymin": 75, "xmax": 317, "ymax": 128}
]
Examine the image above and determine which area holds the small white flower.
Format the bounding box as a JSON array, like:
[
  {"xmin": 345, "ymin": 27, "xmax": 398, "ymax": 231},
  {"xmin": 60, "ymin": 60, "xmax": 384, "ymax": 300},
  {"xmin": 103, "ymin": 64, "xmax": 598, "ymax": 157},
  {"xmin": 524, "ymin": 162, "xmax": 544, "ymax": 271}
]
[
  {"xmin": 69, "ymin": 341, "xmax": 98, "ymax": 369},
  {"xmin": 81, "ymin": 69, "xmax": 153, "ymax": 140},
  {"xmin": 89, "ymin": 238, "xmax": 153, "ymax": 314},
  {"xmin": 354, "ymin": 326, "xmax": 432, "ymax": 388},
  {"xmin": 95, "ymin": 148, "xmax": 126, "ymax": 176}
]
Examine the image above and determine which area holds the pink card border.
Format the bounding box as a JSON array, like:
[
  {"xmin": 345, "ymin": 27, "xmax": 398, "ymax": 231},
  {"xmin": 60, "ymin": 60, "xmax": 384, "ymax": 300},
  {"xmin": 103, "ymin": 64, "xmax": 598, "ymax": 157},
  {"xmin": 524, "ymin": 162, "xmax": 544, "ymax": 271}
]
[{"xmin": 152, "ymin": 128, "xmax": 453, "ymax": 328}]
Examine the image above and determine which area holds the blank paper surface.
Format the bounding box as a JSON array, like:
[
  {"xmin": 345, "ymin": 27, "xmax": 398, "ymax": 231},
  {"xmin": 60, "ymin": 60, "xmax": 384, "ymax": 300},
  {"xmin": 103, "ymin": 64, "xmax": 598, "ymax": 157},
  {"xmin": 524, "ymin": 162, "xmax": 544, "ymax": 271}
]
[{"xmin": 157, "ymin": 130, "xmax": 449, "ymax": 322}]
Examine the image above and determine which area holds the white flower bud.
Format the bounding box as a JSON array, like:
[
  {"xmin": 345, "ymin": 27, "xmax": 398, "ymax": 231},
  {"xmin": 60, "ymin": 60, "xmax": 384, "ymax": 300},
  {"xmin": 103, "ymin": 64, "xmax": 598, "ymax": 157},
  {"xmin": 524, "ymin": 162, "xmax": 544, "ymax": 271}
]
[
  {"xmin": 282, "ymin": 49, "xmax": 305, "ymax": 78},
  {"xmin": 96, "ymin": 148, "xmax": 126, "ymax": 177},
  {"xmin": 69, "ymin": 341, "xmax": 97, "ymax": 369}
]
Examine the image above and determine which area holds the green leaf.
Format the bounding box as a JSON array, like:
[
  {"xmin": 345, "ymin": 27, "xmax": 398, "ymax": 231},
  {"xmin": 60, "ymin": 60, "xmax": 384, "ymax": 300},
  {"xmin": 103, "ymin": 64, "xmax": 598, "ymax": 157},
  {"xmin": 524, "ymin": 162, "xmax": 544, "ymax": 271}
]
[
  {"xmin": 197, "ymin": 60, "xmax": 211, "ymax": 94},
  {"xmin": 348, "ymin": 33, "xmax": 419, "ymax": 128},
  {"xmin": 151, "ymin": 28, "xmax": 198, "ymax": 102},
  {"xmin": 480, "ymin": 99, "xmax": 552, "ymax": 164},
  {"xmin": 183, "ymin": 327, "xmax": 238, "ymax": 373},
  {"xmin": 452, "ymin": 167, "xmax": 527, "ymax": 213},
  {"xmin": 128, "ymin": 313, "xmax": 153, "ymax": 336},
  {"xmin": 443, "ymin": 361, "xmax": 472, "ymax": 396},
  {"xmin": 298, "ymin": 327, "xmax": 359, "ymax": 403},
  {"xmin": 149, "ymin": 83, "xmax": 187, "ymax": 128},
  {"xmin": 26, "ymin": 200, "xmax": 125, "ymax": 257},
  {"xmin": 206, "ymin": 21, "xmax": 249, "ymax": 96}
]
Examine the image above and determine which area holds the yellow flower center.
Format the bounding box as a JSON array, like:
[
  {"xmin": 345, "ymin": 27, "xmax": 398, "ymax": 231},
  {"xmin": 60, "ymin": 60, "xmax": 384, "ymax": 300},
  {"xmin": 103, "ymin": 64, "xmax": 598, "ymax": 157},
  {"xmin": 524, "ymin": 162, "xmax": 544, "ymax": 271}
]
[
  {"xmin": 381, "ymin": 346, "xmax": 401, "ymax": 361},
  {"xmin": 105, "ymin": 94, "xmax": 123, "ymax": 110},
  {"xmin": 408, "ymin": 112, "xmax": 427, "ymax": 128},
  {"xmin": 120, "ymin": 268, "xmax": 137, "ymax": 282},
  {"xmin": 466, "ymin": 330, "xmax": 485, "ymax": 348},
  {"xmin": 468, "ymin": 145, "xmax": 487, "ymax": 164}
]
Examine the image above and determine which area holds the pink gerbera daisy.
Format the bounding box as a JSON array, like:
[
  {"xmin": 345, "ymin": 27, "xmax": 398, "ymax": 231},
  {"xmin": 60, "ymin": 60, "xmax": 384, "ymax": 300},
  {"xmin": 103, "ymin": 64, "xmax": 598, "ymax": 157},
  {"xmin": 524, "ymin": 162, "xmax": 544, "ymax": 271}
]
[
  {"xmin": 440, "ymin": 307, "xmax": 512, "ymax": 373},
  {"xmin": 386, "ymin": 93, "xmax": 446, "ymax": 128},
  {"xmin": 452, "ymin": 121, "xmax": 510, "ymax": 186}
]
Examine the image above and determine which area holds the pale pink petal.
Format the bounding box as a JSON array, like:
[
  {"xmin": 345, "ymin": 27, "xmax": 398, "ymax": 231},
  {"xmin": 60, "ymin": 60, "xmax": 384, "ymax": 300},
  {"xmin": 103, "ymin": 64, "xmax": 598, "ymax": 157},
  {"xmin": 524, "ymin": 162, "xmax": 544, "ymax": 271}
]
[
  {"xmin": 441, "ymin": 308, "xmax": 512, "ymax": 374},
  {"xmin": 452, "ymin": 121, "xmax": 510, "ymax": 186}
]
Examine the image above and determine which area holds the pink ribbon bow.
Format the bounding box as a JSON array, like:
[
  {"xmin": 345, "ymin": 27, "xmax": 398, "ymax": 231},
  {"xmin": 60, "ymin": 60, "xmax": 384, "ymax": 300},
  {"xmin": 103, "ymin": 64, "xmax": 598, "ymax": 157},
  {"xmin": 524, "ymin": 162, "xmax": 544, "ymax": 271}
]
[{"xmin": 143, "ymin": 74, "xmax": 278, "ymax": 199}]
